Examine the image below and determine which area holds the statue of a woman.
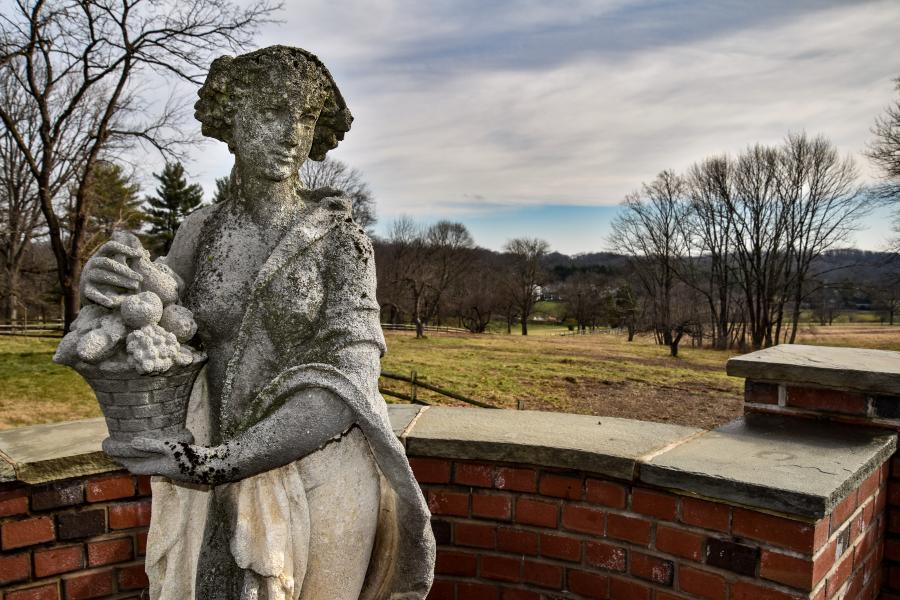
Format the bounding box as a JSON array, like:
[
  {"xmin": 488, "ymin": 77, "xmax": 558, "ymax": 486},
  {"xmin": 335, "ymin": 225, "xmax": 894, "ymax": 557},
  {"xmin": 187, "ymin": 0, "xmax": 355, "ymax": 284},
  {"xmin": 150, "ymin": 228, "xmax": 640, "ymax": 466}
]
[{"xmin": 80, "ymin": 46, "xmax": 435, "ymax": 599}]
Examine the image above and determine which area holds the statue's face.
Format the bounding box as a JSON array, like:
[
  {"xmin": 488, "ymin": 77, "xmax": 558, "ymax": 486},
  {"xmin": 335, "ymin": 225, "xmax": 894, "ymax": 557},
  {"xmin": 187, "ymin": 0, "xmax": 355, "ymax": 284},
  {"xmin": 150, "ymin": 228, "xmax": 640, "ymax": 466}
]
[{"xmin": 232, "ymin": 95, "xmax": 320, "ymax": 181}]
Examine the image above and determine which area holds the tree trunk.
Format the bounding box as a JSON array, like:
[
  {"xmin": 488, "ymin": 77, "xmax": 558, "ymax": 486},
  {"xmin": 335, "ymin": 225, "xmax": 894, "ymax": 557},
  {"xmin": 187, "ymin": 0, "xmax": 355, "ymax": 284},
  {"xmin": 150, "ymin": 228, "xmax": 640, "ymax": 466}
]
[
  {"xmin": 521, "ymin": 318, "xmax": 528, "ymax": 336},
  {"xmin": 627, "ymin": 324, "xmax": 635, "ymax": 342}
]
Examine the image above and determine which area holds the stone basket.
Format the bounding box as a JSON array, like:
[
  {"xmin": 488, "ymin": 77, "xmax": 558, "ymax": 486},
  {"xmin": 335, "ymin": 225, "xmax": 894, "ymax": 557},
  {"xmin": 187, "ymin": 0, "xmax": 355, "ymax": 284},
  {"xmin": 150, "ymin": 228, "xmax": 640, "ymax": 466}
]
[{"xmin": 74, "ymin": 356, "xmax": 206, "ymax": 458}]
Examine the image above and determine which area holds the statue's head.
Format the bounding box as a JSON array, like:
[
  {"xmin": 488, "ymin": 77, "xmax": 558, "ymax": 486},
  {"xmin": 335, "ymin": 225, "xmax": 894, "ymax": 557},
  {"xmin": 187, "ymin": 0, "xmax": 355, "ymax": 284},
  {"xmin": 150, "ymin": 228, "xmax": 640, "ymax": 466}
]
[{"xmin": 195, "ymin": 45, "xmax": 352, "ymax": 180}]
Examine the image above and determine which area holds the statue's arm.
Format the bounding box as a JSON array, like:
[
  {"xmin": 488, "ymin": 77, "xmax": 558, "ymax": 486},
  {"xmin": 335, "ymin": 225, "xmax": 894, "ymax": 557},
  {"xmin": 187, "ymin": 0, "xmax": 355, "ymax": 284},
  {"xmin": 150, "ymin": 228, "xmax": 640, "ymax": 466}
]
[{"xmin": 125, "ymin": 388, "xmax": 355, "ymax": 484}]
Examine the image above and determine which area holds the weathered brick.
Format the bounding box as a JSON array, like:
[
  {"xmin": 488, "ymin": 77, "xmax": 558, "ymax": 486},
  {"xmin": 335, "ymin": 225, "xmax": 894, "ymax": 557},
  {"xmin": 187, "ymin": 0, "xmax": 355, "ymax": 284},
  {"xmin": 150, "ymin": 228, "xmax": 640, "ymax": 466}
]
[
  {"xmin": 427, "ymin": 491, "xmax": 469, "ymax": 517},
  {"xmin": 457, "ymin": 582, "xmax": 499, "ymax": 600},
  {"xmin": 522, "ymin": 560, "xmax": 562, "ymax": 589},
  {"xmin": 829, "ymin": 491, "xmax": 858, "ymax": 534},
  {"xmin": 606, "ymin": 513, "xmax": 651, "ymax": 546},
  {"xmin": 87, "ymin": 537, "xmax": 134, "ymax": 566},
  {"xmin": 655, "ymin": 524, "xmax": 704, "ymax": 561},
  {"xmin": 494, "ymin": 467, "xmax": 537, "ymax": 492},
  {"xmin": 1, "ymin": 516, "xmax": 55, "ymax": 550},
  {"xmin": 30, "ymin": 481, "xmax": 83, "ymax": 512},
  {"xmin": 705, "ymin": 538, "xmax": 759, "ymax": 576},
  {"xmin": 609, "ymin": 577, "xmax": 650, "ymax": 600},
  {"xmin": 681, "ymin": 497, "xmax": 729, "ymax": 532},
  {"xmin": 409, "ymin": 458, "xmax": 450, "ymax": 484},
  {"xmin": 539, "ymin": 532, "xmax": 580, "ymax": 562},
  {"xmin": 515, "ymin": 498, "xmax": 557, "ymax": 528},
  {"xmin": 455, "ymin": 463, "xmax": 494, "ymax": 487},
  {"xmin": 678, "ymin": 566, "xmax": 726, "ymax": 600},
  {"xmin": 472, "ymin": 493, "xmax": 511, "ymax": 521},
  {"xmin": 480, "ymin": 554, "xmax": 521, "ymax": 583},
  {"xmin": 538, "ymin": 473, "xmax": 582, "ymax": 500},
  {"xmin": 630, "ymin": 552, "xmax": 673, "ymax": 586},
  {"xmin": 585, "ymin": 479, "xmax": 627, "ymax": 508},
  {"xmin": 136, "ymin": 475, "xmax": 153, "ymax": 496},
  {"xmin": 435, "ymin": 550, "xmax": 477, "ymax": 576},
  {"xmin": 108, "ymin": 500, "xmax": 152, "ymax": 529},
  {"xmin": 731, "ymin": 581, "xmax": 804, "ymax": 600},
  {"xmin": 632, "ymin": 488, "xmax": 678, "ymax": 520},
  {"xmin": 732, "ymin": 508, "xmax": 827, "ymax": 553},
  {"xmin": 117, "ymin": 563, "xmax": 149, "ymax": 590},
  {"xmin": 568, "ymin": 569, "xmax": 609, "ymax": 599},
  {"xmin": 427, "ymin": 579, "xmax": 454, "ymax": 600},
  {"xmin": 63, "ymin": 569, "xmax": 115, "ymax": 599},
  {"xmin": 57, "ymin": 509, "xmax": 106, "ymax": 540},
  {"xmin": 745, "ymin": 380, "xmax": 779, "ymax": 404},
  {"xmin": 785, "ymin": 386, "xmax": 867, "ymax": 415},
  {"xmin": 86, "ymin": 474, "xmax": 135, "ymax": 502},
  {"xmin": 501, "ymin": 590, "xmax": 539, "ymax": 600},
  {"xmin": 825, "ymin": 549, "xmax": 854, "ymax": 598},
  {"xmin": 136, "ymin": 530, "xmax": 148, "ymax": 556},
  {"xmin": 432, "ymin": 520, "xmax": 451, "ymax": 545},
  {"xmin": 561, "ymin": 504, "xmax": 604, "ymax": 535},
  {"xmin": 760, "ymin": 550, "xmax": 822, "ymax": 590},
  {"xmin": 585, "ymin": 541, "xmax": 626, "ymax": 572},
  {"xmin": 33, "ymin": 544, "xmax": 84, "ymax": 577},
  {"xmin": 0, "ymin": 488, "xmax": 28, "ymax": 517},
  {"xmin": 5, "ymin": 584, "xmax": 59, "ymax": 600},
  {"xmin": 454, "ymin": 521, "xmax": 495, "ymax": 549},
  {"xmin": 0, "ymin": 552, "xmax": 30, "ymax": 584},
  {"xmin": 858, "ymin": 468, "xmax": 882, "ymax": 501},
  {"xmin": 497, "ymin": 527, "xmax": 538, "ymax": 555}
]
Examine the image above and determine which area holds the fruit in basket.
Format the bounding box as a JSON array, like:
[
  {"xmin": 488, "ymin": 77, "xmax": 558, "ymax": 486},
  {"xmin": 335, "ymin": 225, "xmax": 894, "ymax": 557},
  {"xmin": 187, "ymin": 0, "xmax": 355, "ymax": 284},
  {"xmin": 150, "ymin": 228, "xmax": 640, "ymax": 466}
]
[
  {"xmin": 159, "ymin": 304, "xmax": 197, "ymax": 343},
  {"xmin": 126, "ymin": 323, "xmax": 181, "ymax": 374},
  {"xmin": 120, "ymin": 291, "xmax": 164, "ymax": 328},
  {"xmin": 133, "ymin": 257, "xmax": 180, "ymax": 305}
]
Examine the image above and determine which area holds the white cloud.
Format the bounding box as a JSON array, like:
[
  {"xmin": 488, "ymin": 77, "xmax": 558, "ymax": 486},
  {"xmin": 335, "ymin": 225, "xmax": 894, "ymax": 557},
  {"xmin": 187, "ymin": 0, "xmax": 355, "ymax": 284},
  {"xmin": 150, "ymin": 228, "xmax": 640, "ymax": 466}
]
[{"xmin": 146, "ymin": 1, "xmax": 900, "ymax": 250}]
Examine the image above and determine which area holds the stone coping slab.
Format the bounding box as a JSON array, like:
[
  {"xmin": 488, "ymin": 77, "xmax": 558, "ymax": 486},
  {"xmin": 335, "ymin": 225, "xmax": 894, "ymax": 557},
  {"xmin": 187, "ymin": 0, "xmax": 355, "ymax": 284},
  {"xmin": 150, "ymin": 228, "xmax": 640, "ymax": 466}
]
[
  {"xmin": 3, "ymin": 407, "xmax": 896, "ymax": 520},
  {"xmin": 641, "ymin": 412, "xmax": 897, "ymax": 518},
  {"xmin": 403, "ymin": 407, "xmax": 703, "ymax": 481},
  {"xmin": 0, "ymin": 418, "xmax": 118, "ymax": 485},
  {"xmin": 727, "ymin": 344, "xmax": 900, "ymax": 396}
]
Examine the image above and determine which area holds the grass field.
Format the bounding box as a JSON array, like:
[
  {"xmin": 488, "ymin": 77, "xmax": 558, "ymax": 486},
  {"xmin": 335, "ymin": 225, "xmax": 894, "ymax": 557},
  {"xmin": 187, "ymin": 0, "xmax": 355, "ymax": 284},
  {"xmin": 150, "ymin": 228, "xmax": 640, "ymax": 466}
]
[{"xmin": 2, "ymin": 323, "xmax": 899, "ymax": 431}]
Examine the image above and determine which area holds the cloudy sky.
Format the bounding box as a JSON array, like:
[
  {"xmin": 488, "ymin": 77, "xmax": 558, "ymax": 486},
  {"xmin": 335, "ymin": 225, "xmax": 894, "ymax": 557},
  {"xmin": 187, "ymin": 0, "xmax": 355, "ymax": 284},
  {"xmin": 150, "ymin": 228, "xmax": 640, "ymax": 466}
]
[{"xmin": 163, "ymin": 0, "xmax": 900, "ymax": 254}]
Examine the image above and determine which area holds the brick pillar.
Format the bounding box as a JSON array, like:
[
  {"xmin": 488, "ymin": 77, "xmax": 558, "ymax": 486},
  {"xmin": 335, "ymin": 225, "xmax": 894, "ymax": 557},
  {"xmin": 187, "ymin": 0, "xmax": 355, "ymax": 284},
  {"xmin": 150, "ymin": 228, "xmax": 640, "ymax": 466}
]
[{"xmin": 727, "ymin": 344, "xmax": 900, "ymax": 598}]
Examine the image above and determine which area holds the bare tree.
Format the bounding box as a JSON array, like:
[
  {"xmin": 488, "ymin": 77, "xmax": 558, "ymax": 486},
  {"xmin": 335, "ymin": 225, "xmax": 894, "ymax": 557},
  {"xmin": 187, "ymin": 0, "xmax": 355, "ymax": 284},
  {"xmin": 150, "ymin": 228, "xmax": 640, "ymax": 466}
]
[
  {"xmin": 777, "ymin": 133, "xmax": 866, "ymax": 342},
  {"xmin": 382, "ymin": 217, "xmax": 431, "ymax": 338},
  {"xmin": 867, "ymin": 78, "xmax": 900, "ymax": 204},
  {"xmin": 0, "ymin": 72, "xmax": 42, "ymax": 323},
  {"xmin": 609, "ymin": 171, "xmax": 693, "ymax": 356},
  {"xmin": 0, "ymin": 0, "xmax": 278, "ymax": 330},
  {"xmin": 683, "ymin": 156, "xmax": 735, "ymax": 349},
  {"xmin": 867, "ymin": 78, "xmax": 900, "ymax": 249},
  {"xmin": 300, "ymin": 157, "xmax": 376, "ymax": 231},
  {"xmin": 421, "ymin": 220, "xmax": 474, "ymax": 326},
  {"xmin": 502, "ymin": 237, "xmax": 549, "ymax": 336}
]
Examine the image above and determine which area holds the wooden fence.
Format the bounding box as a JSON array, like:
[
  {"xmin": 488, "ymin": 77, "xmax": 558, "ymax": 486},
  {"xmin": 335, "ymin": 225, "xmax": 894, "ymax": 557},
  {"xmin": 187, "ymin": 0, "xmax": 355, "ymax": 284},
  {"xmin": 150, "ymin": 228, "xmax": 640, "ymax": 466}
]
[{"xmin": 379, "ymin": 369, "xmax": 497, "ymax": 409}]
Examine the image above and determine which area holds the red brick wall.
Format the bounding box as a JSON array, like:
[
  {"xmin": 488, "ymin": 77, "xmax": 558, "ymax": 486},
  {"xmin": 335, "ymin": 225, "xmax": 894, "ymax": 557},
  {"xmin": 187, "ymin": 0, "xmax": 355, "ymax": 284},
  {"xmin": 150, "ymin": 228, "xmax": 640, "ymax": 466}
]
[
  {"xmin": 0, "ymin": 474, "xmax": 150, "ymax": 600},
  {"xmin": 744, "ymin": 380, "xmax": 900, "ymax": 599},
  {"xmin": 411, "ymin": 457, "xmax": 887, "ymax": 600},
  {"xmin": 0, "ymin": 455, "xmax": 889, "ymax": 600}
]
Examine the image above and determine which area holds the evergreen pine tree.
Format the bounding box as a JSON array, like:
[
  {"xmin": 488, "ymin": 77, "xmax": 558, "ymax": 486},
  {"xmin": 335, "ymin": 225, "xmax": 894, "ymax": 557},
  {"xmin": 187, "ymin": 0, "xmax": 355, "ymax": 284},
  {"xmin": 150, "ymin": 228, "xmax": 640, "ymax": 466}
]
[{"xmin": 144, "ymin": 162, "xmax": 204, "ymax": 255}]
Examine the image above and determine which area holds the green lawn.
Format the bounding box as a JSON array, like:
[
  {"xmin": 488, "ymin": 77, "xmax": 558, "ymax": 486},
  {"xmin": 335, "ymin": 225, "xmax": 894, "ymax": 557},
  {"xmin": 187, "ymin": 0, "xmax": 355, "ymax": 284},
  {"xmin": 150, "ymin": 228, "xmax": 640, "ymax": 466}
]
[{"xmin": 3, "ymin": 323, "xmax": 899, "ymax": 431}]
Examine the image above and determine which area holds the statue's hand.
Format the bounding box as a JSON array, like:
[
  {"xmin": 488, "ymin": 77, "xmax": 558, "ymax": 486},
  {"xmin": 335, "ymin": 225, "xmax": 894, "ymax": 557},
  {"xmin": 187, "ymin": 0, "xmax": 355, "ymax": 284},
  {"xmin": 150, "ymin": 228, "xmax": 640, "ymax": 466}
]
[
  {"xmin": 113, "ymin": 438, "xmax": 238, "ymax": 485},
  {"xmin": 81, "ymin": 240, "xmax": 145, "ymax": 308}
]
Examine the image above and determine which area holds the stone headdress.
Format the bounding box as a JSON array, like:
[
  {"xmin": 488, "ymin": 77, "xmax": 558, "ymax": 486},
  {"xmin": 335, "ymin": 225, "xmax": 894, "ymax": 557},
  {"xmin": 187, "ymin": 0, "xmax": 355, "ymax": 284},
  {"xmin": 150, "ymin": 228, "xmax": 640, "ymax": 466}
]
[{"xmin": 194, "ymin": 45, "xmax": 352, "ymax": 161}]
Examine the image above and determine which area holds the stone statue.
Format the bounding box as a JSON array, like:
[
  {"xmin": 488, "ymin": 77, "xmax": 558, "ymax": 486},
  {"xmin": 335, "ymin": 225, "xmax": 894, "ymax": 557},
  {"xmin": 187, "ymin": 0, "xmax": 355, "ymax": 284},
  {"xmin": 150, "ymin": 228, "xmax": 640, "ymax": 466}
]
[{"xmin": 56, "ymin": 46, "xmax": 435, "ymax": 599}]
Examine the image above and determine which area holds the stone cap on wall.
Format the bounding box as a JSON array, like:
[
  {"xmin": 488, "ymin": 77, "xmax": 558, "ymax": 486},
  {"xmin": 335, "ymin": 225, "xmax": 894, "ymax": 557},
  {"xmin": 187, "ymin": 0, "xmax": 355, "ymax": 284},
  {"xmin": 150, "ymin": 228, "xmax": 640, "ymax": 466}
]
[
  {"xmin": 1, "ymin": 404, "xmax": 895, "ymax": 521},
  {"xmin": 726, "ymin": 344, "xmax": 900, "ymax": 395}
]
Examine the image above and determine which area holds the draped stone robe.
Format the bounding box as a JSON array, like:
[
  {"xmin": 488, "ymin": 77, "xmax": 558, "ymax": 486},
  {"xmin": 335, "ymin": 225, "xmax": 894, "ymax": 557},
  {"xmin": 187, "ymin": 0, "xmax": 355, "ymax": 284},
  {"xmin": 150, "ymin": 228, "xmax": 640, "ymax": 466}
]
[{"xmin": 144, "ymin": 195, "xmax": 435, "ymax": 599}]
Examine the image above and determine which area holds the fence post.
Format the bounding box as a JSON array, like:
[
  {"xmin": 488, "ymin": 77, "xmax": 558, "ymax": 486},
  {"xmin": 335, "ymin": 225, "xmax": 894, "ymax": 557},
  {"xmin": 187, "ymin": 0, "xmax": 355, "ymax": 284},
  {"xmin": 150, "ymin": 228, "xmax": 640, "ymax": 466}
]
[{"xmin": 411, "ymin": 370, "xmax": 417, "ymax": 404}]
